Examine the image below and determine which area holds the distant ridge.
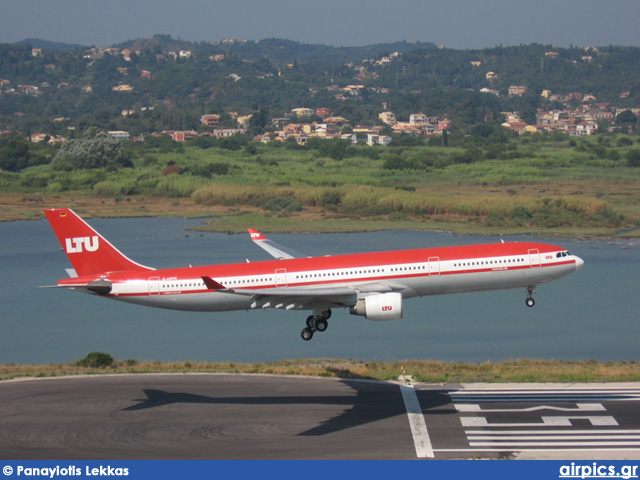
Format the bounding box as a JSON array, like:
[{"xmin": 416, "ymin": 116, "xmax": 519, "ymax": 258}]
[
  {"xmin": 15, "ymin": 38, "xmax": 87, "ymax": 51},
  {"xmin": 111, "ymin": 35, "xmax": 437, "ymax": 65},
  {"xmin": 11, "ymin": 35, "xmax": 437, "ymax": 64}
]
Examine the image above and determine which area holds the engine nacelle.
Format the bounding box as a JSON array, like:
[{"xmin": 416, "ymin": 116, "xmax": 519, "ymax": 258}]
[{"xmin": 349, "ymin": 292, "xmax": 403, "ymax": 321}]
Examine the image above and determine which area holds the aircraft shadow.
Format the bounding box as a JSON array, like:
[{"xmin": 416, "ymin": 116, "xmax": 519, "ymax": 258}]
[{"xmin": 121, "ymin": 379, "xmax": 453, "ymax": 436}]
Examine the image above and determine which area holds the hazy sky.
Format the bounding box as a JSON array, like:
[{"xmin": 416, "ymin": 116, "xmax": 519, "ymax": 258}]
[{"xmin": 1, "ymin": 0, "xmax": 639, "ymax": 49}]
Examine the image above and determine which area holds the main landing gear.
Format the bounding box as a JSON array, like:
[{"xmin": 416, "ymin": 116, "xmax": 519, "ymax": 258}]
[
  {"xmin": 301, "ymin": 309, "xmax": 332, "ymax": 341},
  {"xmin": 525, "ymin": 287, "xmax": 536, "ymax": 308}
]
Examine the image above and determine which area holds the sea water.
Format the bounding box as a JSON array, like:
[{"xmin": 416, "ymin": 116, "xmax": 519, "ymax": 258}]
[{"xmin": 1, "ymin": 216, "xmax": 638, "ymax": 364}]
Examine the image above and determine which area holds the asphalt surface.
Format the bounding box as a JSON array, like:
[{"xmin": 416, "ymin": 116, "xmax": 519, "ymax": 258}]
[{"xmin": 1, "ymin": 374, "xmax": 639, "ymax": 460}]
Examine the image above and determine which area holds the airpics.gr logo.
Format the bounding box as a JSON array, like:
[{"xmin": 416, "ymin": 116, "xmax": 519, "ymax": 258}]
[{"xmin": 65, "ymin": 236, "xmax": 99, "ymax": 254}]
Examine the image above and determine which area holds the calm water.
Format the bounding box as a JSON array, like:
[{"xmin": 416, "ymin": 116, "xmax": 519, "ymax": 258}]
[{"xmin": 1, "ymin": 216, "xmax": 638, "ymax": 364}]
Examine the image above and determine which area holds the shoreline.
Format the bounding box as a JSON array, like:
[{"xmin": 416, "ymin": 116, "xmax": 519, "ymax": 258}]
[{"xmin": 2, "ymin": 193, "xmax": 638, "ymax": 239}]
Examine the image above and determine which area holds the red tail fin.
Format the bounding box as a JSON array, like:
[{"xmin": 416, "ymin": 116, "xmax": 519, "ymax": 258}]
[{"xmin": 44, "ymin": 208, "xmax": 154, "ymax": 276}]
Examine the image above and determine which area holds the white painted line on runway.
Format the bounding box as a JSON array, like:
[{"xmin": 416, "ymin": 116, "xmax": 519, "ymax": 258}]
[
  {"xmin": 452, "ymin": 396, "xmax": 640, "ymax": 403},
  {"xmin": 456, "ymin": 403, "xmax": 606, "ymax": 413},
  {"xmin": 460, "ymin": 415, "xmax": 619, "ymax": 427},
  {"xmin": 468, "ymin": 435, "xmax": 640, "ymax": 440},
  {"xmin": 469, "ymin": 441, "xmax": 640, "ymax": 447},
  {"xmin": 453, "ymin": 389, "xmax": 640, "ymax": 394},
  {"xmin": 466, "ymin": 429, "xmax": 640, "ymax": 435},
  {"xmin": 434, "ymin": 448, "xmax": 640, "ymax": 453},
  {"xmin": 400, "ymin": 384, "xmax": 434, "ymax": 458}
]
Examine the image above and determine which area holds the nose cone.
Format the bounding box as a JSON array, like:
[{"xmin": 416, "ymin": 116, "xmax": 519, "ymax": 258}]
[{"xmin": 574, "ymin": 255, "xmax": 584, "ymax": 271}]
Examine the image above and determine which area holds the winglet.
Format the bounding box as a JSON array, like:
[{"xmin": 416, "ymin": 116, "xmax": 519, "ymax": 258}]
[
  {"xmin": 248, "ymin": 228, "xmax": 267, "ymax": 241},
  {"xmin": 201, "ymin": 276, "xmax": 226, "ymax": 290},
  {"xmin": 247, "ymin": 228, "xmax": 308, "ymax": 260}
]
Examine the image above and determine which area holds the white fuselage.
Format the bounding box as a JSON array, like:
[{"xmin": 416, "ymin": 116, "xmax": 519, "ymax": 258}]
[{"xmin": 92, "ymin": 244, "xmax": 583, "ymax": 313}]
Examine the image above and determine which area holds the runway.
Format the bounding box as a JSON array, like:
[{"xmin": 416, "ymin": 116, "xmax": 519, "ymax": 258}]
[{"xmin": 1, "ymin": 374, "xmax": 639, "ymax": 460}]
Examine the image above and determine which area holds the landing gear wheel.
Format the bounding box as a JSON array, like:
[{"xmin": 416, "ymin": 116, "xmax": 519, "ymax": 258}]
[
  {"xmin": 306, "ymin": 315, "xmax": 315, "ymax": 328},
  {"xmin": 322, "ymin": 309, "xmax": 332, "ymax": 320},
  {"xmin": 301, "ymin": 327, "xmax": 314, "ymax": 341},
  {"xmin": 525, "ymin": 287, "xmax": 536, "ymax": 308},
  {"xmin": 315, "ymin": 318, "xmax": 328, "ymax": 332}
]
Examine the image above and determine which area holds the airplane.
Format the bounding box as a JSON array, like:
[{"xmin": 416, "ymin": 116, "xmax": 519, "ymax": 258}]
[{"xmin": 43, "ymin": 208, "xmax": 584, "ymax": 341}]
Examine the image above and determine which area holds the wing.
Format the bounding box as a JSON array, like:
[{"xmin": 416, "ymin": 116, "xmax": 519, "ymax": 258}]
[
  {"xmin": 201, "ymin": 276, "xmax": 404, "ymax": 311},
  {"xmin": 248, "ymin": 228, "xmax": 308, "ymax": 259}
]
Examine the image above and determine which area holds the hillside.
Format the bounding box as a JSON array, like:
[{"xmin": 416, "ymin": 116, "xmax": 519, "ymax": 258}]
[
  {"xmin": 0, "ymin": 36, "xmax": 639, "ymax": 238},
  {"xmin": 113, "ymin": 35, "xmax": 438, "ymax": 66},
  {"xmin": 14, "ymin": 38, "xmax": 87, "ymax": 51},
  {"xmin": 1, "ymin": 37, "xmax": 639, "ymax": 138}
]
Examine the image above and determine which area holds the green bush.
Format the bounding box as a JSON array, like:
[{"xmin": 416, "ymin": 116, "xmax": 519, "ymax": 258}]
[
  {"xmin": 76, "ymin": 352, "xmax": 114, "ymax": 368},
  {"xmin": 626, "ymin": 149, "xmax": 640, "ymax": 167},
  {"xmin": 250, "ymin": 195, "xmax": 302, "ymax": 213}
]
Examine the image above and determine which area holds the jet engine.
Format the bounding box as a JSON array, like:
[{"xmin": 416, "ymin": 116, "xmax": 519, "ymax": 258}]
[{"xmin": 349, "ymin": 292, "xmax": 403, "ymax": 321}]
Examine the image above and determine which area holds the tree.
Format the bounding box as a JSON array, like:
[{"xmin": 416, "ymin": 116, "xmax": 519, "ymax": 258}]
[
  {"xmin": 617, "ymin": 110, "xmax": 637, "ymax": 133},
  {"xmin": 626, "ymin": 149, "xmax": 640, "ymax": 168},
  {"xmin": 319, "ymin": 139, "xmax": 348, "ymax": 160},
  {"xmin": 617, "ymin": 110, "xmax": 637, "ymax": 124},
  {"xmin": 51, "ymin": 128, "xmax": 132, "ymax": 170},
  {"xmin": 441, "ymin": 129, "xmax": 449, "ymax": 147},
  {"xmin": 0, "ymin": 136, "xmax": 31, "ymax": 172}
]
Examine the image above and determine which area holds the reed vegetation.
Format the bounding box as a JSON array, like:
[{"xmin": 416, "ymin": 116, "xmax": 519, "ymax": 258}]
[{"xmin": 3, "ymin": 132, "xmax": 639, "ymax": 235}]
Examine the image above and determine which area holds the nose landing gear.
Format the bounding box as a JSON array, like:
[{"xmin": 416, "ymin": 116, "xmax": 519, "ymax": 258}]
[{"xmin": 301, "ymin": 309, "xmax": 332, "ymax": 341}]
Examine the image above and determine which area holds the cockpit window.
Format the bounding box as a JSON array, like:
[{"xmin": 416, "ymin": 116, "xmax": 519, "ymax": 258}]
[{"xmin": 556, "ymin": 251, "xmax": 569, "ymax": 258}]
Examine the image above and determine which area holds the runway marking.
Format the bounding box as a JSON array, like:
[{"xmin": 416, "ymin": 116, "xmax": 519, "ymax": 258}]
[
  {"xmin": 435, "ymin": 448, "xmax": 640, "ymax": 453},
  {"xmin": 456, "ymin": 403, "xmax": 606, "ymax": 413},
  {"xmin": 399, "ymin": 384, "xmax": 434, "ymax": 458},
  {"xmin": 469, "ymin": 441, "xmax": 640, "ymax": 447},
  {"xmin": 466, "ymin": 429, "xmax": 640, "ymax": 435},
  {"xmin": 450, "ymin": 388, "xmax": 640, "ymax": 403},
  {"xmin": 445, "ymin": 386, "xmax": 640, "ymax": 453},
  {"xmin": 460, "ymin": 415, "xmax": 618, "ymax": 427}
]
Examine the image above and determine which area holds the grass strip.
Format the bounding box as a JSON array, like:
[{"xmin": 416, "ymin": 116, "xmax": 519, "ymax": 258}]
[{"xmin": 2, "ymin": 359, "xmax": 640, "ymax": 383}]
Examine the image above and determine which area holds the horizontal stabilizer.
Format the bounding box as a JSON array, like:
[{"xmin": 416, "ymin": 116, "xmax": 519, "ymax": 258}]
[{"xmin": 40, "ymin": 279, "xmax": 112, "ymax": 295}]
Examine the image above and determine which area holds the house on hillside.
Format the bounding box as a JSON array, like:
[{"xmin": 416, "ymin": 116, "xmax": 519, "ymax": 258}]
[
  {"xmin": 112, "ymin": 84, "xmax": 133, "ymax": 92},
  {"xmin": 171, "ymin": 131, "xmax": 197, "ymax": 142},
  {"xmin": 108, "ymin": 131, "xmax": 130, "ymax": 140},
  {"xmin": 367, "ymin": 133, "xmax": 392, "ymax": 146},
  {"xmin": 291, "ymin": 108, "xmax": 314, "ymax": 118},
  {"xmin": 325, "ymin": 116, "xmax": 349, "ymax": 127},
  {"xmin": 315, "ymin": 108, "xmax": 332, "ymax": 119},
  {"xmin": 502, "ymin": 121, "xmax": 528, "ymax": 134},
  {"xmin": 201, "ymin": 114, "xmax": 220, "ymax": 126},
  {"xmin": 508, "ymin": 86, "xmax": 527, "ymax": 97}
]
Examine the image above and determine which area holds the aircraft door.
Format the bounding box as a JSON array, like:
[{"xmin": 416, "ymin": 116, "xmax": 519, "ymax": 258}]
[
  {"xmin": 428, "ymin": 257, "xmax": 440, "ymax": 276},
  {"xmin": 528, "ymin": 249, "xmax": 541, "ymax": 268},
  {"xmin": 275, "ymin": 268, "xmax": 287, "ymax": 287},
  {"xmin": 149, "ymin": 276, "xmax": 160, "ymax": 295}
]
